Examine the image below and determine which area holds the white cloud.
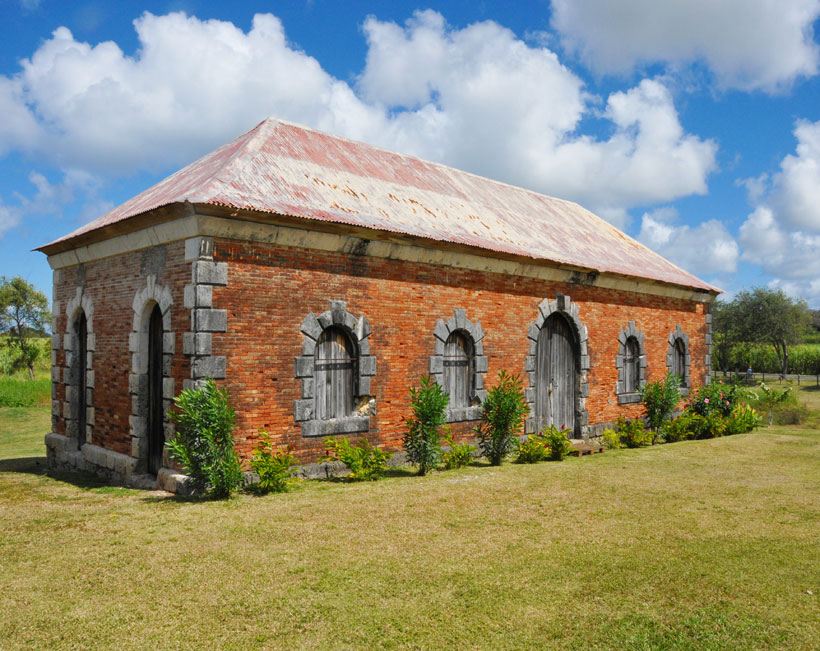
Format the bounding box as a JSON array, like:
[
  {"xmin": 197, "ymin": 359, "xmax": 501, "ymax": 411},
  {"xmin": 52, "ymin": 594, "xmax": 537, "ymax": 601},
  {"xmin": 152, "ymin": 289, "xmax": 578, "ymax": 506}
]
[
  {"xmin": 737, "ymin": 121, "xmax": 820, "ymax": 305},
  {"xmin": 551, "ymin": 0, "xmax": 820, "ymax": 92},
  {"xmin": 0, "ymin": 10, "xmax": 716, "ymax": 227},
  {"xmin": 637, "ymin": 207, "xmax": 739, "ymax": 274},
  {"xmin": 770, "ymin": 120, "xmax": 820, "ymax": 230}
]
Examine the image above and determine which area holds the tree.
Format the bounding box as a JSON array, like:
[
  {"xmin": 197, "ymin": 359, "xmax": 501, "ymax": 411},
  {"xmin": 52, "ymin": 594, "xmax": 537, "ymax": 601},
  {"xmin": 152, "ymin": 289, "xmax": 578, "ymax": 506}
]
[
  {"xmin": 733, "ymin": 287, "xmax": 811, "ymax": 377},
  {"xmin": 0, "ymin": 277, "xmax": 50, "ymax": 380},
  {"xmin": 711, "ymin": 299, "xmax": 740, "ymax": 376}
]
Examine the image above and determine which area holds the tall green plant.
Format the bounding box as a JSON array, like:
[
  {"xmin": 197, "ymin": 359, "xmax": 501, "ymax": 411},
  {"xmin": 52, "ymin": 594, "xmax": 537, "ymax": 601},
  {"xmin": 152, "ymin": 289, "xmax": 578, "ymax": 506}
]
[
  {"xmin": 404, "ymin": 375, "xmax": 449, "ymax": 475},
  {"xmin": 474, "ymin": 370, "xmax": 529, "ymax": 466},
  {"xmin": 639, "ymin": 373, "xmax": 680, "ymax": 433},
  {"xmin": 166, "ymin": 379, "xmax": 242, "ymax": 499}
]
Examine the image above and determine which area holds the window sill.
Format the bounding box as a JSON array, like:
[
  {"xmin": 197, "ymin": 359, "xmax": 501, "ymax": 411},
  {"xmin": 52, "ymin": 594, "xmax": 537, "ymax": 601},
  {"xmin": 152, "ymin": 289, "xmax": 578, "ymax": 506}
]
[
  {"xmin": 301, "ymin": 415, "xmax": 370, "ymax": 438},
  {"xmin": 446, "ymin": 406, "xmax": 482, "ymax": 423},
  {"xmin": 617, "ymin": 392, "xmax": 642, "ymax": 405}
]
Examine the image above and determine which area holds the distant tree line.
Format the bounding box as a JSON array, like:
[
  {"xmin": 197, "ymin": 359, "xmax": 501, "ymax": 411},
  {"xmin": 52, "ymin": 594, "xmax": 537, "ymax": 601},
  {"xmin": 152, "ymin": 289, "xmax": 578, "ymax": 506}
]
[
  {"xmin": 0, "ymin": 277, "xmax": 50, "ymax": 380},
  {"xmin": 712, "ymin": 287, "xmax": 814, "ymax": 378}
]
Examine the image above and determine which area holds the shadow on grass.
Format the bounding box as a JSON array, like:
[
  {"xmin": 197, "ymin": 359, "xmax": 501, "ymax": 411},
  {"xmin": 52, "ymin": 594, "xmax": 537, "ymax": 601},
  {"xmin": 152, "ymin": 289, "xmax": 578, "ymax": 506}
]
[{"xmin": 0, "ymin": 456, "xmax": 48, "ymax": 474}]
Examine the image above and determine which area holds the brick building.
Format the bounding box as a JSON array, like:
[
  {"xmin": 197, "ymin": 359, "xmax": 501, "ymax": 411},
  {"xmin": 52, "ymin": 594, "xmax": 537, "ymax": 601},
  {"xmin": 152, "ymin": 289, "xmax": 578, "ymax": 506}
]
[{"xmin": 38, "ymin": 118, "xmax": 718, "ymax": 491}]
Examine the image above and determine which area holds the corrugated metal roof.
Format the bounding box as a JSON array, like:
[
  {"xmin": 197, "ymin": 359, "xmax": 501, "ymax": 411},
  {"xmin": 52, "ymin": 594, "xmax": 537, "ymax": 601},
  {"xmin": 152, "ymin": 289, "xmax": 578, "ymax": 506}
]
[{"xmin": 40, "ymin": 117, "xmax": 718, "ymax": 292}]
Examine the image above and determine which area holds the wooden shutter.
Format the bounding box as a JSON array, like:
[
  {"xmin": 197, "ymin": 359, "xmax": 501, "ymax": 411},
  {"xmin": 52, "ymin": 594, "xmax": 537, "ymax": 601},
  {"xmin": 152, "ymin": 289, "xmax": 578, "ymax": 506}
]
[
  {"xmin": 147, "ymin": 304, "xmax": 164, "ymax": 475},
  {"xmin": 315, "ymin": 327, "xmax": 356, "ymax": 420},
  {"xmin": 673, "ymin": 339, "xmax": 686, "ymax": 383},
  {"xmin": 624, "ymin": 337, "xmax": 639, "ymax": 393},
  {"xmin": 536, "ymin": 314, "xmax": 577, "ymax": 434},
  {"xmin": 443, "ymin": 332, "xmax": 473, "ymax": 408}
]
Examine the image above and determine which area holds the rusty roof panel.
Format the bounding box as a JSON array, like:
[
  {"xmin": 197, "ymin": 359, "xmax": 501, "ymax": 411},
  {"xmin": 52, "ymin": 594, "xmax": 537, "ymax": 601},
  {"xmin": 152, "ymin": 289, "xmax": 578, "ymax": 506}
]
[{"xmin": 40, "ymin": 118, "xmax": 718, "ymax": 292}]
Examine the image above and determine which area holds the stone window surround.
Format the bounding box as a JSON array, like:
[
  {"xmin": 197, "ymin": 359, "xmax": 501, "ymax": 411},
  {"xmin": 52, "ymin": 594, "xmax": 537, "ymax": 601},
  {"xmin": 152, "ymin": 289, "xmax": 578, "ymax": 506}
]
[
  {"xmin": 60, "ymin": 288, "xmax": 95, "ymax": 448},
  {"xmin": 128, "ymin": 275, "xmax": 175, "ymax": 474},
  {"xmin": 667, "ymin": 324, "xmax": 691, "ymax": 397},
  {"xmin": 294, "ymin": 300, "xmax": 376, "ymax": 437},
  {"xmin": 524, "ymin": 294, "xmax": 590, "ymax": 437},
  {"xmin": 429, "ymin": 308, "xmax": 487, "ymax": 422},
  {"xmin": 615, "ymin": 321, "xmax": 647, "ymax": 404}
]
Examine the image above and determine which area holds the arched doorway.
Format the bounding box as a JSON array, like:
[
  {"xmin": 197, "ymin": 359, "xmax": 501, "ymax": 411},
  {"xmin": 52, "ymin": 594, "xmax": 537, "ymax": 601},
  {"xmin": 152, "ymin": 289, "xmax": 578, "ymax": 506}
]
[
  {"xmin": 535, "ymin": 313, "xmax": 578, "ymax": 434},
  {"xmin": 74, "ymin": 311, "xmax": 87, "ymax": 449},
  {"xmin": 147, "ymin": 304, "xmax": 164, "ymax": 475}
]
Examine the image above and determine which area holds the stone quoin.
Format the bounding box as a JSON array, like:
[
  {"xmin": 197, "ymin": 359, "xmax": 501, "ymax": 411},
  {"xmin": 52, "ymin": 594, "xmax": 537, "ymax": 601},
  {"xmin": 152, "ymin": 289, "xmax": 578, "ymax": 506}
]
[{"xmin": 37, "ymin": 118, "xmax": 719, "ymax": 491}]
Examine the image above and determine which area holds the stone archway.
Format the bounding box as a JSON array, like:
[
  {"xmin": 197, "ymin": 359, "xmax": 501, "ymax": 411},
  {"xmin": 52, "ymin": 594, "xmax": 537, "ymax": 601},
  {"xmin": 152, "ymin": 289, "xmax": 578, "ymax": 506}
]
[
  {"xmin": 129, "ymin": 275, "xmax": 174, "ymax": 474},
  {"xmin": 524, "ymin": 294, "xmax": 590, "ymax": 438}
]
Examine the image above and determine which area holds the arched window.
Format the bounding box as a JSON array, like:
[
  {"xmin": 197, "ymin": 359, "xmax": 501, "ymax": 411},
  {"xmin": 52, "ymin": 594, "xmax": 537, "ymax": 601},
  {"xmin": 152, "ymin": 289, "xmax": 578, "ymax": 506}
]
[
  {"xmin": 672, "ymin": 338, "xmax": 686, "ymax": 382},
  {"xmin": 443, "ymin": 331, "xmax": 474, "ymax": 409},
  {"xmin": 624, "ymin": 336, "xmax": 640, "ymax": 394},
  {"xmin": 147, "ymin": 304, "xmax": 164, "ymax": 476},
  {"xmin": 314, "ymin": 326, "xmax": 357, "ymax": 420},
  {"xmin": 666, "ymin": 325, "xmax": 690, "ymax": 395}
]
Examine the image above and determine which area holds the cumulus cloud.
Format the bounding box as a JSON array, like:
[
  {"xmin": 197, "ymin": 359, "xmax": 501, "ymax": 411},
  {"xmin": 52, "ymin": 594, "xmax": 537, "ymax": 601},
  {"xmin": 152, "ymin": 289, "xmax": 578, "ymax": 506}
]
[
  {"xmin": 738, "ymin": 121, "xmax": 820, "ymax": 305},
  {"xmin": 637, "ymin": 207, "xmax": 739, "ymax": 275},
  {"xmin": 0, "ymin": 10, "xmax": 717, "ymax": 227},
  {"xmin": 0, "ymin": 200, "xmax": 20, "ymax": 238},
  {"xmin": 551, "ymin": 0, "xmax": 820, "ymax": 92}
]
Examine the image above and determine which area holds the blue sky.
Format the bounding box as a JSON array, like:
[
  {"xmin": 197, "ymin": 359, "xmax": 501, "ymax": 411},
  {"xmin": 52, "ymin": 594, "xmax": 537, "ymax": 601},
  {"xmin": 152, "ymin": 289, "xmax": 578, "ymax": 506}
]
[{"xmin": 2, "ymin": 0, "xmax": 820, "ymax": 306}]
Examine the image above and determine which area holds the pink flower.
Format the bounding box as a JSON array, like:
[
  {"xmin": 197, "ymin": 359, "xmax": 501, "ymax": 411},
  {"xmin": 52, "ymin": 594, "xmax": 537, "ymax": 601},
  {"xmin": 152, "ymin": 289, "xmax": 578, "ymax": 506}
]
[
  {"xmin": 726, "ymin": 401, "xmax": 730, "ymax": 406},
  {"xmin": 704, "ymin": 398, "xmax": 710, "ymax": 404}
]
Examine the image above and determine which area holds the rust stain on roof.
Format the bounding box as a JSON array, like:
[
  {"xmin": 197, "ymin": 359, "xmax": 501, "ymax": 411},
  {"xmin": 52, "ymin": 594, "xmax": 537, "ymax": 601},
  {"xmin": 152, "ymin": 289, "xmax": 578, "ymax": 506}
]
[{"xmin": 39, "ymin": 117, "xmax": 718, "ymax": 292}]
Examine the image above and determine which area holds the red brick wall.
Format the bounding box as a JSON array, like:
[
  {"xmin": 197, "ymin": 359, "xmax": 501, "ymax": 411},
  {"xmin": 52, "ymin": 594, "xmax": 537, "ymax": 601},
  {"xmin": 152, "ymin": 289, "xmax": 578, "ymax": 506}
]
[
  {"xmin": 212, "ymin": 238, "xmax": 708, "ymax": 464},
  {"xmin": 52, "ymin": 242, "xmax": 190, "ymax": 456}
]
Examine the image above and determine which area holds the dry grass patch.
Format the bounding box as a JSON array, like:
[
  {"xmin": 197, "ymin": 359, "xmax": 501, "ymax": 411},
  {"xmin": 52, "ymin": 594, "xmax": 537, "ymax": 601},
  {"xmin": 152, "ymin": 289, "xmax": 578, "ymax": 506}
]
[{"xmin": 1, "ymin": 389, "xmax": 819, "ymax": 648}]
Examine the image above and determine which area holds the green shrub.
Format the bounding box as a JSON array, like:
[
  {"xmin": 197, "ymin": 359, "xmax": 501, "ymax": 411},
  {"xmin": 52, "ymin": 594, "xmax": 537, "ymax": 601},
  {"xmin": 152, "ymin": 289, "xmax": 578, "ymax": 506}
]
[
  {"xmin": 772, "ymin": 403, "xmax": 810, "ymax": 426},
  {"xmin": 639, "ymin": 374, "xmax": 680, "ymax": 432},
  {"xmin": 604, "ymin": 417, "xmax": 653, "ymax": 448},
  {"xmin": 324, "ymin": 437, "xmax": 391, "ymax": 481},
  {"xmin": 724, "ymin": 404, "xmax": 762, "ymax": 434},
  {"xmin": 404, "ymin": 375, "xmax": 449, "ymax": 476},
  {"xmin": 753, "ymin": 382, "xmax": 793, "ymax": 425},
  {"xmin": 688, "ymin": 381, "xmax": 742, "ymax": 417},
  {"xmin": 691, "ymin": 411, "xmax": 727, "ymax": 439},
  {"xmin": 249, "ymin": 431, "xmax": 297, "ymax": 494},
  {"xmin": 474, "ymin": 370, "xmax": 529, "ymax": 466},
  {"xmin": 514, "ymin": 434, "xmax": 549, "ymax": 464},
  {"xmin": 662, "ymin": 414, "xmax": 697, "ymax": 443},
  {"xmin": 602, "ymin": 427, "xmax": 623, "ymax": 449},
  {"xmin": 166, "ymin": 379, "xmax": 242, "ymax": 499},
  {"xmin": 442, "ymin": 435, "xmax": 475, "ymax": 470},
  {"xmin": 542, "ymin": 424, "xmax": 574, "ymax": 461}
]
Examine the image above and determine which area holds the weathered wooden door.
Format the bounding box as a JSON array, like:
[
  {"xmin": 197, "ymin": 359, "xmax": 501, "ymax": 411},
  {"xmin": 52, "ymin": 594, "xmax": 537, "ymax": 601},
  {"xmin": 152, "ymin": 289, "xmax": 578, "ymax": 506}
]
[
  {"xmin": 315, "ymin": 327, "xmax": 356, "ymax": 420},
  {"xmin": 147, "ymin": 305, "xmax": 164, "ymax": 475},
  {"xmin": 75, "ymin": 311, "xmax": 87, "ymax": 449},
  {"xmin": 535, "ymin": 314, "xmax": 577, "ymax": 434},
  {"xmin": 443, "ymin": 332, "xmax": 473, "ymax": 408}
]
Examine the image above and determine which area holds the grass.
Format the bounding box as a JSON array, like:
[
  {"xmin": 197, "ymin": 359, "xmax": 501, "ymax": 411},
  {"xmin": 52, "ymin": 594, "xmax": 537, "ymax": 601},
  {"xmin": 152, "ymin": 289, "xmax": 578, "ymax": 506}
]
[{"xmin": 1, "ymin": 384, "xmax": 819, "ymax": 648}]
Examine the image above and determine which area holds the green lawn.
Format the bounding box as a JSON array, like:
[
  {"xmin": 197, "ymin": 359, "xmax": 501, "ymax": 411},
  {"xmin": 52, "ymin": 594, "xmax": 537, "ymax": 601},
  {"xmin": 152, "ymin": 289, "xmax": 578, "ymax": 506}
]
[{"xmin": 1, "ymin": 386, "xmax": 819, "ymax": 649}]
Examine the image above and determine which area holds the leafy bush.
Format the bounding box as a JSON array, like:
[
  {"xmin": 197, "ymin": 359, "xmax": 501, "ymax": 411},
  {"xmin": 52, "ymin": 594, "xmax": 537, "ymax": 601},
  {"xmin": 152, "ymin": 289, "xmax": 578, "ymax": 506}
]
[
  {"xmin": 324, "ymin": 437, "xmax": 391, "ymax": 481},
  {"xmin": 753, "ymin": 382, "xmax": 793, "ymax": 425},
  {"xmin": 249, "ymin": 431, "xmax": 297, "ymax": 494},
  {"xmin": 442, "ymin": 435, "xmax": 475, "ymax": 470},
  {"xmin": 404, "ymin": 375, "xmax": 449, "ymax": 476},
  {"xmin": 542, "ymin": 424, "xmax": 574, "ymax": 461},
  {"xmin": 662, "ymin": 414, "xmax": 697, "ymax": 443},
  {"xmin": 166, "ymin": 379, "xmax": 243, "ymax": 499},
  {"xmin": 515, "ymin": 434, "xmax": 549, "ymax": 464},
  {"xmin": 474, "ymin": 370, "xmax": 529, "ymax": 466},
  {"xmin": 602, "ymin": 417, "xmax": 653, "ymax": 448},
  {"xmin": 772, "ymin": 403, "xmax": 810, "ymax": 426},
  {"xmin": 602, "ymin": 427, "xmax": 624, "ymax": 449},
  {"xmin": 725, "ymin": 404, "xmax": 762, "ymax": 435},
  {"xmin": 639, "ymin": 374, "xmax": 680, "ymax": 432},
  {"xmin": 692, "ymin": 411, "xmax": 728, "ymax": 439}
]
